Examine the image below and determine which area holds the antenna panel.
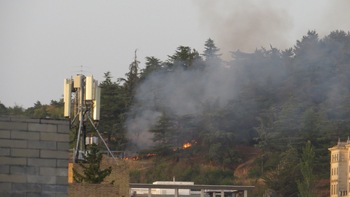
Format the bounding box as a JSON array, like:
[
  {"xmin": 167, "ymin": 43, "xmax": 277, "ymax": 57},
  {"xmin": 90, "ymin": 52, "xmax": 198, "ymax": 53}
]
[
  {"xmin": 93, "ymin": 86, "xmax": 101, "ymax": 120},
  {"xmin": 63, "ymin": 79, "xmax": 72, "ymax": 117},
  {"xmin": 73, "ymin": 75, "xmax": 83, "ymax": 88},
  {"xmin": 85, "ymin": 136, "xmax": 99, "ymax": 145},
  {"xmin": 93, "ymin": 81, "xmax": 98, "ymax": 99},
  {"xmin": 85, "ymin": 75, "xmax": 94, "ymax": 100}
]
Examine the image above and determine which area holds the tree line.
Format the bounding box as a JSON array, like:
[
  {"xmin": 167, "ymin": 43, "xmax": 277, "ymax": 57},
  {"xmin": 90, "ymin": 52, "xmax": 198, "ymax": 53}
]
[{"xmin": 2, "ymin": 30, "xmax": 350, "ymax": 195}]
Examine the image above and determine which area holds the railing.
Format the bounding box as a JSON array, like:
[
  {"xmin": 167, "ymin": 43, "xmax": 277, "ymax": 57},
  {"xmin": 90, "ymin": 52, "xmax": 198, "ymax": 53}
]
[{"xmin": 129, "ymin": 183, "xmax": 254, "ymax": 197}]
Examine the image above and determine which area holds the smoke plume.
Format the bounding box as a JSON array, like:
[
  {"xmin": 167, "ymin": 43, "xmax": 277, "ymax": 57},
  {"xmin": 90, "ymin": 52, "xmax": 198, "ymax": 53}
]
[
  {"xmin": 125, "ymin": 0, "xmax": 350, "ymax": 151},
  {"xmin": 193, "ymin": 0, "xmax": 350, "ymax": 60},
  {"xmin": 193, "ymin": 0, "xmax": 293, "ymax": 59},
  {"xmin": 126, "ymin": 64, "xmax": 238, "ymax": 150}
]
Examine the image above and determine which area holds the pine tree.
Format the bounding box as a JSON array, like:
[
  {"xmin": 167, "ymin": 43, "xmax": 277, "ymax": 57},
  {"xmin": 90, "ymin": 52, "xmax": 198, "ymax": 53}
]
[
  {"xmin": 73, "ymin": 144, "xmax": 112, "ymax": 184},
  {"xmin": 297, "ymin": 141, "xmax": 316, "ymax": 197},
  {"xmin": 202, "ymin": 38, "xmax": 221, "ymax": 63}
]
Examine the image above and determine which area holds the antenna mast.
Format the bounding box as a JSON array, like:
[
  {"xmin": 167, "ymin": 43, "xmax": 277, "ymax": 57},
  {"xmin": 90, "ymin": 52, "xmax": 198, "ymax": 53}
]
[{"xmin": 64, "ymin": 74, "xmax": 115, "ymax": 163}]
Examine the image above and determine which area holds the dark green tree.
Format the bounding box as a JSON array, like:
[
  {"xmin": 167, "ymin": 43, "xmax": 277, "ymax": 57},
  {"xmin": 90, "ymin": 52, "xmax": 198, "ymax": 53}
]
[
  {"xmin": 46, "ymin": 99, "xmax": 64, "ymax": 119},
  {"xmin": 99, "ymin": 71, "xmax": 127, "ymax": 150},
  {"xmin": 7, "ymin": 105, "xmax": 25, "ymax": 116},
  {"xmin": 140, "ymin": 56, "xmax": 163, "ymax": 80},
  {"xmin": 167, "ymin": 46, "xmax": 202, "ymax": 69},
  {"xmin": 202, "ymin": 38, "xmax": 222, "ymax": 64},
  {"xmin": 119, "ymin": 50, "xmax": 140, "ymax": 104},
  {"xmin": 73, "ymin": 144, "xmax": 112, "ymax": 184},
  {"xmin": 150, "ymin": 114, "xmax": 177, "ymax": 156},
  {"xmin": 297, "ymin": 141, "xmax": 316, "ymax": 197},
  {"xmin": 301, "ymin": 107, "xmax": 322, "ymax": 140},
  {"xmin": 263, "ymin": 145, "xmax": 301, "ymax": 197},
  {"xmin": 32, "ymin": 101, "xmax": 47, "ymax": 118},
  {"xmin": 23, "ymin": 100, "xmax": 64, "ymax": 119},
  {"xmin": 0, "ymin": 102, "xmax": 8, "ymax": 115}
]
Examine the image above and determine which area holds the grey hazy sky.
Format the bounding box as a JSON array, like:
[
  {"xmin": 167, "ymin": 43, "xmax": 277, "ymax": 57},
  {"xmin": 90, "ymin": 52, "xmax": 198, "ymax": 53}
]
[{"xmin": 1, "ymin": 0, "xmax": 350, "ymax": 108}]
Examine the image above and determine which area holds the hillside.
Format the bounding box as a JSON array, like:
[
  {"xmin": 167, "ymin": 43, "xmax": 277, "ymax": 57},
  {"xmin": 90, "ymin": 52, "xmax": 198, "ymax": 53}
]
[
  {"xmin": 127, "ymin": 144, "xmax": 329, "ymax": 196},
  {"xmin": 4, "ymin": 30, "xmax": 350, "ymax": 196}
]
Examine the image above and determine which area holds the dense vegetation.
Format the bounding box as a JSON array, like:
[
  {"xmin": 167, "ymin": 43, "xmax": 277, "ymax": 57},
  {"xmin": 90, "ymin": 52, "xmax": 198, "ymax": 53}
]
[{"xmin": 2, "ymin": 30, "xmax": 350, "ymax": 196}]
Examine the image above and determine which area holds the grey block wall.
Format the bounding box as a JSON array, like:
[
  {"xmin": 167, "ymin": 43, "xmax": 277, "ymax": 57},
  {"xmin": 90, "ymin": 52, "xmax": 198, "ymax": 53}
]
[{"xmin": 0, "ymin": 117, "xmax": 69, "ymax": 197}]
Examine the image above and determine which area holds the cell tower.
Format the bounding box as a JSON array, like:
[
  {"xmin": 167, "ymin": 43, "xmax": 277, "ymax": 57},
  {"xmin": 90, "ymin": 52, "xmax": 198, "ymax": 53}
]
[{"xmin": 64, "ymin": 74, "xmax": 115, "ymax": 163}]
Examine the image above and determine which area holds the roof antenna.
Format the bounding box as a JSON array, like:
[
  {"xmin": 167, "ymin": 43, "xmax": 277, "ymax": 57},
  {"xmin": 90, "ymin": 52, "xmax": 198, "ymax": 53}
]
[{"xmin": 80, "ymin": 65, "xmax": 83, "ymax": 75}]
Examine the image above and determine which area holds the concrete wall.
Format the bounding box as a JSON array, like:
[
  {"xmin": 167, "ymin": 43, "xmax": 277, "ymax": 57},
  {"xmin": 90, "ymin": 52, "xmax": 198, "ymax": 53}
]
[{"xmin": 0, "ymin": 117, "xmax": 69, "ymax": 197}]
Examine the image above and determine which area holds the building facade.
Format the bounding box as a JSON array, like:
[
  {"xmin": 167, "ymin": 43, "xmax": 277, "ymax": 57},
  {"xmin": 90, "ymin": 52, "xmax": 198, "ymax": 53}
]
[{"xmin": 329, "ymin": 139, "xmax": 350, "ymax": 197}]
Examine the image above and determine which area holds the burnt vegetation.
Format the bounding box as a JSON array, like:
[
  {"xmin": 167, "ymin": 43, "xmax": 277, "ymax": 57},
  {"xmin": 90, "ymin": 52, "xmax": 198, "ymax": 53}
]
[{"xmin": 2, "ymin": 30, "xmax": 350, "ymax": 195}]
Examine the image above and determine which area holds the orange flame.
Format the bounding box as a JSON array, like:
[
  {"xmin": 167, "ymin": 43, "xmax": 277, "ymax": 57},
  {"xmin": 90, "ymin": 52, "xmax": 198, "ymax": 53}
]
[
  {"xmin": 123, "ymin": 153, "xmax": 157, "ymax": 160},
  {"xmin": 182, "ymin": 142, "xmax": 192, "ymax": 149},
  {"xmin": 123, "ymin": 156, "xmax": 140, "ymax": 161}
]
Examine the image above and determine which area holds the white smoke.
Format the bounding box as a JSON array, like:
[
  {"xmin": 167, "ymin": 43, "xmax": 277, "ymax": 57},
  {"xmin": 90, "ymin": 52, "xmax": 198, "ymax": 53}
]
[
  {"xmin": 126, "ymin": 0, "xmax": 350, "ymax": 150},
  {"xmin": 126, "ymin": 109, "xmax": 162, "ymax": 150},
  {"xmin": 126, "ymin": 63, "xmax": 239, "ymax": 150},
  {"xmin": 193, "ymin": 0, "xmax": 293, "ymax": 59},
  {"xmin": 192, "ymin": 0, "xmax": 350, "ymax": 60}
]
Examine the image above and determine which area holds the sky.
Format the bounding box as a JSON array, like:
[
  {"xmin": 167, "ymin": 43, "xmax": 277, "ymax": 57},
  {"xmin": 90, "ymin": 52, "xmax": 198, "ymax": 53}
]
[{"xmin": 1, "ymin": 0, "xmax": 350, "ymax": 108}]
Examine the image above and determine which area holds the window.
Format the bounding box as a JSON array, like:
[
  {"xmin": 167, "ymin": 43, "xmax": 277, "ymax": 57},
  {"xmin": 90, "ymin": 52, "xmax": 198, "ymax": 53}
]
[
  {"xmin": 336, "ymin": 183, "xmax": 338, "ymax": 195},
  {"xmin": 331, "ymin": 184, "xmax": 333, "ymax": 195}
]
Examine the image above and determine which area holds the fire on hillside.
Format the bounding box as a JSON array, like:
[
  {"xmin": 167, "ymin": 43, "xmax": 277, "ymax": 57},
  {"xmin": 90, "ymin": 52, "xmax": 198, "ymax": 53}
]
[
  {"xmin": 182, "ymin": 142, "xmax": 192, "ymax": 149},
  {"xmin": 173, "ymin": 140, "xmax": 197, "ymax": 151},
  {"xmin": 123, "ymin": 141, "xmax": 197, "ymax": 161},
  {"xmin": 123, "ymin": 153, "xmax": 157, "ymax": 161}
]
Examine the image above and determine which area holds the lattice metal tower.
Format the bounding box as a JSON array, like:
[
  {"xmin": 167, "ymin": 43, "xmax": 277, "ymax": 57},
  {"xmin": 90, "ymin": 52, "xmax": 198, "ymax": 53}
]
[{"xmin": 64, "ymin": 74, "xmax": 115, "ymax": 163}]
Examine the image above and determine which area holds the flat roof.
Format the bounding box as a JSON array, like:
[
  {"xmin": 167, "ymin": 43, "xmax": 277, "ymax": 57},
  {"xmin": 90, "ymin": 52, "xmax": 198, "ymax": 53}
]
[{"xmin": 130, "ymin": 183, "xmax": 254, "ymax": 191}]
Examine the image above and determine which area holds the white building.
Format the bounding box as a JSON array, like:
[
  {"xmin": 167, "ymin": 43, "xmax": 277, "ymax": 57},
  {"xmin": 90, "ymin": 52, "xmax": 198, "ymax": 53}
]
[
  {"xmin": 329, "ymin": 139, "xmax": 350, "ymax": 197},
  {"xmin": 152, "ymin": 181, "xmax": 194, "ymax": 195},
  {"xmin": 130, "ymin": 180, "xmax": 194, "ymax": 196}
]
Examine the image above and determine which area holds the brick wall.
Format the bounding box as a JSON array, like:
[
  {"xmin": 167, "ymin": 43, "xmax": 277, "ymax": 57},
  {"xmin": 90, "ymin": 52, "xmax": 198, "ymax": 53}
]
[
  {"xmin": 102, "ymin": 157, "xmax": 130, "ymax": 197},
  {"xmin": 69, "ymin": 183, "xmax": 119, "ymax": 197},
  {"xmin": 0, "ymin": 117, "xmax": 69, "ymax": 197},
  {"xmin": 69, "ymin": 156, "xmax": 130, "ymax": 197}
]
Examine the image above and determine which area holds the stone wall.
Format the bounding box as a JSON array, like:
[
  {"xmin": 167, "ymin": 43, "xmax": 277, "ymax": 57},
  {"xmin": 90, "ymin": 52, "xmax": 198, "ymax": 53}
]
[{"xmin": 0, "ymin": 117, "xmax": 69, "ymax": 197}]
